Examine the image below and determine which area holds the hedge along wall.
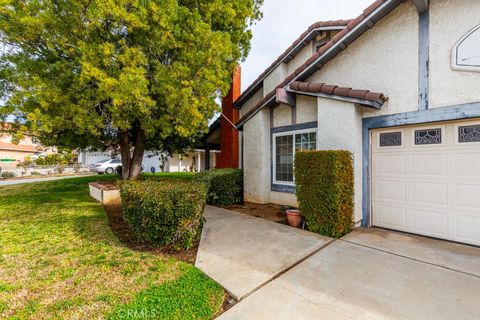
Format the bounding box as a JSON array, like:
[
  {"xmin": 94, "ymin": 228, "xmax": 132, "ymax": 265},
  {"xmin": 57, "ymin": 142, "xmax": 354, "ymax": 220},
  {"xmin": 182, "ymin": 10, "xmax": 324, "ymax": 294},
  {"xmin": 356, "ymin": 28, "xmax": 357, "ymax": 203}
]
[
  {"xmin": 120, "ymin": 179, "xmax": 207, "ymax": 251},
  {"xmin": 193, "ymin": 168, "xmax": 243, "ymax": 206},
  {"xmin": 294, "ymin": 150, "xmax": 354, "ymax": 238}
]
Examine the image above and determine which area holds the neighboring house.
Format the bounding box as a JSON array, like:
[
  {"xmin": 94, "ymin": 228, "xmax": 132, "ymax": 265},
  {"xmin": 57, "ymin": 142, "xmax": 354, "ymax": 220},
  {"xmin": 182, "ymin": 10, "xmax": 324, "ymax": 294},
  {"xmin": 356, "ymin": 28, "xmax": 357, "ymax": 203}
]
[
  {"xmin": 0, "ymin": 122, "xmax": 54, "ymax": 165},
  {"xmin": 78, "ymin": 149, "xmax": 218, "ymax": 173},
  {"xmin": 234, "ymin": 0, "xmax": 480, "ymax": 246}
]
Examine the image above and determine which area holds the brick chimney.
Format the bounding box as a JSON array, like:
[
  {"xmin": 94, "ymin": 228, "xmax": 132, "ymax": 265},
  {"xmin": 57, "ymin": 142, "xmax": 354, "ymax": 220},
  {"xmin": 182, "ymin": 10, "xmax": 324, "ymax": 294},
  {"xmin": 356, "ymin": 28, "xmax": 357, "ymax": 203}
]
[{"xmin": 216, "ymin": 67, "xmax": 241, "ymax": 168}]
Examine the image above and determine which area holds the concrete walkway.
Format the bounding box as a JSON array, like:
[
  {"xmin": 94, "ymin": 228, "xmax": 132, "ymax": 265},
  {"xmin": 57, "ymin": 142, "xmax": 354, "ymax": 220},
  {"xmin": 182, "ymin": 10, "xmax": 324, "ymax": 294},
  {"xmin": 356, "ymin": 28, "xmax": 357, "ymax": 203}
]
[
  {"xmin": 0, "ymin": 174, "xmax": 95, "ymax": 186},
  {"xmin": 197, "ymin": 207, "xmax": 480, "ymax": 319},
  {"xmin": 195, "ymin": 206, "xmax": 333, "ymax": 300}
]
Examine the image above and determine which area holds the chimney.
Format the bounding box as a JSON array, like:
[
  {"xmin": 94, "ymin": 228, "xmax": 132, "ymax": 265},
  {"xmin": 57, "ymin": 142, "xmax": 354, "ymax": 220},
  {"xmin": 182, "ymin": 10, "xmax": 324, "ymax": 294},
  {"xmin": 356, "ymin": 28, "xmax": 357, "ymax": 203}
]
[{"xmin": 217, "ymin": 67, "xmax": 241, "ymax": 168}]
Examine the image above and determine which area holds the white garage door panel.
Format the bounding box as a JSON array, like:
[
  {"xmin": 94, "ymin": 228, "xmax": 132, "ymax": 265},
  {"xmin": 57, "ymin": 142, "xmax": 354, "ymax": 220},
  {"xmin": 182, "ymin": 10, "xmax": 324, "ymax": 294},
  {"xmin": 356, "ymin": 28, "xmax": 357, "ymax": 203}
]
[
  {"xmin": 455, "ymin": 215, "xmax": 480, "ymax": 244},
  {"xmin": 372, "ymin": 120, "xmax": 480, "ymax": 246},
  {"xmin": 376, "ymin": 180, "xmax": 406, "ymax": 202},
  {"xmin": 374, "ymin": 205, "xmax": 407, "ymax": 230},
  {"xmin": 454, "ymin": 153, "xmax": 480, "ymax": 176},
  {"xmin": 455, "ymin": 184, "xmax": 480, "ymax": 210},
  {"xmin": 412, "ymin": 209, "xmax": 449, "ymax": 238},
  {"xmin": 374, "ymin": 154, "xmax": 406, "ymax": 175},
  {"xmin": 411, "ymin": 182, "xmax": 448, "ymax": 206},
  {"xmin": 412, "ymin": 154, "xmax": 447, "ymax": 176}
]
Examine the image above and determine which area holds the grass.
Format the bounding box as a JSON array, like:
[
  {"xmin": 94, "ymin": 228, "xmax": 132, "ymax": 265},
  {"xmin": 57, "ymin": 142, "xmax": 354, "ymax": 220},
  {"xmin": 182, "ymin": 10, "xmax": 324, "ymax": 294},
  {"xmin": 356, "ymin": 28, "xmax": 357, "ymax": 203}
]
[{"xmin": 0, "ymin": 176, "xmax": 223, "ymax": 319}]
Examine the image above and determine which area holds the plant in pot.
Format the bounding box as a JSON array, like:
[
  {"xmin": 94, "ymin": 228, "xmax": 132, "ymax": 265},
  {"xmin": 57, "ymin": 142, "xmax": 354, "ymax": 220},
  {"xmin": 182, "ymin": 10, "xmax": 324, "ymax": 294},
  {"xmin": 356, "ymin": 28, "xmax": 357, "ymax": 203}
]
[{"xmin": 285, "ymin": 208, "xmax": 302, "ymax": 227}]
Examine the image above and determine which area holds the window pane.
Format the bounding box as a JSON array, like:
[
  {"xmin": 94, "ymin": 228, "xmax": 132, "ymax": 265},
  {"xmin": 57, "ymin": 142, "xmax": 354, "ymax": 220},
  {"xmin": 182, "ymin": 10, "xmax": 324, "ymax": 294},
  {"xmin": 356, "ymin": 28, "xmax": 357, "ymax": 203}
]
[
  {"xmin": 295, "ymin": 132, "xmax": 317, "ymax": 151},
  {"xmin": 275, "ymin": 134, "xmax": 294, "ymax": 182}
]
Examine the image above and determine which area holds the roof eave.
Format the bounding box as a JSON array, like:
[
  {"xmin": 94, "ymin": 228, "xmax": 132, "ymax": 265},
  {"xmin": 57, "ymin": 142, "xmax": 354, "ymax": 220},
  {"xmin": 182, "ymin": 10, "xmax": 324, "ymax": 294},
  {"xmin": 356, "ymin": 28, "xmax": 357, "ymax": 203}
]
[
  {"xmin": 235, "ymin": 0, "xmax": 403, "ymax": 128},
  {"xmin": 233, "ymin": 25, "xmax": 348, "ymax": 109},
  {"xmin": 287, "ymin": 89, "xmax": 385, "ymax": 109}
]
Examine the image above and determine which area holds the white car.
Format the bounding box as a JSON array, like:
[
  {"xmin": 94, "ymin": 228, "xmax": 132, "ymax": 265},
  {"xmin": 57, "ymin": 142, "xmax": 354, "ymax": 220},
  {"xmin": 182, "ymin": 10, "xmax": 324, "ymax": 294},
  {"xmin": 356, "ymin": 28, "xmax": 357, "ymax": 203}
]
[{"xmin": 89, "ymin": 158, "xmax": 122, "ymax": 174}]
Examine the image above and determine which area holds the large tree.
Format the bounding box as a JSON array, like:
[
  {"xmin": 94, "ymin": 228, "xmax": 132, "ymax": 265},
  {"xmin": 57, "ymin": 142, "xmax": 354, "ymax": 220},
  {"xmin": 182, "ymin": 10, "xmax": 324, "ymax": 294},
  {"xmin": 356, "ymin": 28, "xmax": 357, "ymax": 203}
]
[{"xmin": 0, "ymin": 0, "xmax": 262, "ymax": 179}]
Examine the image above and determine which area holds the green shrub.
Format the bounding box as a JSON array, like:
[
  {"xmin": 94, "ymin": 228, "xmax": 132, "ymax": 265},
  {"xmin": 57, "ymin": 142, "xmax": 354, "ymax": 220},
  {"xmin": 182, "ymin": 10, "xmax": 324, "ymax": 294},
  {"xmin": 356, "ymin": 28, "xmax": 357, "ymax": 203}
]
[
  {"xmin": 120, "ymin": 180, "xmax": 207, "ymax": 251},
  {"xmin": 294, "ymin": 150, "xmax": 354, "ymax": 238},
  {"xmin": 193, "ymin": 168, "xmax": 243, "ymax": 206},
  {"xmin": 1, "ymin": 171, "xmax": 16, "ymax": 178}
]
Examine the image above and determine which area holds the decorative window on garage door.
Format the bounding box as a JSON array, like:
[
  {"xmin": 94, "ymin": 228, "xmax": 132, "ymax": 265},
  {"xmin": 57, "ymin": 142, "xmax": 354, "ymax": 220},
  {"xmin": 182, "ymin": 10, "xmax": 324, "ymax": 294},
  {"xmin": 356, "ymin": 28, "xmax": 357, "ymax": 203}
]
[
  {"xmin": 459, "ymin": 124, "xmax": 480, "ymax": 143},
  {"xmin": 379, "ymin": 132, "xmax": 402, "ymax": 147},
  {"xmin": 415, "ymin": 128, "xmax": 442, "ymax": 145}
]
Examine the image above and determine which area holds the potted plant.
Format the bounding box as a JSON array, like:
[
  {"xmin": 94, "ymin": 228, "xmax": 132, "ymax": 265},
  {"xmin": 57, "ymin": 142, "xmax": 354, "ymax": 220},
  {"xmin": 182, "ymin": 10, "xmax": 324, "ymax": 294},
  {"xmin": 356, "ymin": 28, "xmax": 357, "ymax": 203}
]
[{"xmin": 285, "ymin": 208, "xmax": 302, "ymax": 227}]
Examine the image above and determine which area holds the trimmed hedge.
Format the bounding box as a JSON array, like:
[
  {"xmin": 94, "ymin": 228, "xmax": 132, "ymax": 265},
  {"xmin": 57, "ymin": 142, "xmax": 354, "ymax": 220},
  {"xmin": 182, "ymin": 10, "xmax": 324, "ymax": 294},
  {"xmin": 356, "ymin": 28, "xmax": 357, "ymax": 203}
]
[
  {"xmin": 193, "ymin": 169, "xmax": 243, "ymax": 206},
  {"xmin": 120, "ymin": 179, "xmax": 207, "ymax": 251},
  {"xmin": 294, "ymin": 150, "xmax": 354, "ymax": 238}
]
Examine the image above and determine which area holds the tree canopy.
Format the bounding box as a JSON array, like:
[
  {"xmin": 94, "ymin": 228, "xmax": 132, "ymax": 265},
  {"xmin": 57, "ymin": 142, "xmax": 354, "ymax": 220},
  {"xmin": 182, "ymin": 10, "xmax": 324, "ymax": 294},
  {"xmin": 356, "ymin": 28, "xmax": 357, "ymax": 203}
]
[{"xmin": 0, "ymin": 0, "xmax": 262, "ymax": 178}]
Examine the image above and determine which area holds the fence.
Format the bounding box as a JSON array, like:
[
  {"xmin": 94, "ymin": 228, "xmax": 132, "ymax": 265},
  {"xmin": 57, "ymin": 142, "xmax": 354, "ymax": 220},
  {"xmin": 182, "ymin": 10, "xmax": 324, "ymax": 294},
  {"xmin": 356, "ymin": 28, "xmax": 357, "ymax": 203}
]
[{"xmin": 0, "ymin": 164, "xmax": 90, "ymax": 178}]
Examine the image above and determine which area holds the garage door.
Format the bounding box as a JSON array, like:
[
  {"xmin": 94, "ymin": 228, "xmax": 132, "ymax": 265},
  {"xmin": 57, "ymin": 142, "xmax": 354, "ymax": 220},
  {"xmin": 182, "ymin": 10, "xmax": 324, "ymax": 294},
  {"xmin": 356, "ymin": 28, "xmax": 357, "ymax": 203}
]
[{"xmin": 371, "ymin": 119, "xmax": 480, "ymax": 246}]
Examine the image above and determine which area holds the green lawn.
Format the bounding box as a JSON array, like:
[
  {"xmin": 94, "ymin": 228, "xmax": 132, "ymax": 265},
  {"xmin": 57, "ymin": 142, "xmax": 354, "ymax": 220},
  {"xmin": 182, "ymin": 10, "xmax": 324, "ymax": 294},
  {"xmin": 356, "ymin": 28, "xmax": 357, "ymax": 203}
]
[{"xmin": 0, "ymin": 176, "xmax": 223, "ymax": 319}]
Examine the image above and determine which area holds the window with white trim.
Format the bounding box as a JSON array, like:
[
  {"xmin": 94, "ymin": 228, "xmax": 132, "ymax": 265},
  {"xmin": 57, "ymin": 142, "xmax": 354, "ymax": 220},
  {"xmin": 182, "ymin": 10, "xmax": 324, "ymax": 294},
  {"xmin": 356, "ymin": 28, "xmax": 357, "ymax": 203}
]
[{"xmin": 273, "ymin": 129, "xmax": 317, "ymax": 185}]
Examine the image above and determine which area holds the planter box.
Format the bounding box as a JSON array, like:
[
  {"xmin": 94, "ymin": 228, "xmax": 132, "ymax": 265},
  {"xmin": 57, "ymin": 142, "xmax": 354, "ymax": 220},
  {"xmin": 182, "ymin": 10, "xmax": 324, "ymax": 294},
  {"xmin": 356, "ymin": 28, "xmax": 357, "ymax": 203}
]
[{"xmin": 89, "ymin": 182, "xmax": 121, "ymax": 205}]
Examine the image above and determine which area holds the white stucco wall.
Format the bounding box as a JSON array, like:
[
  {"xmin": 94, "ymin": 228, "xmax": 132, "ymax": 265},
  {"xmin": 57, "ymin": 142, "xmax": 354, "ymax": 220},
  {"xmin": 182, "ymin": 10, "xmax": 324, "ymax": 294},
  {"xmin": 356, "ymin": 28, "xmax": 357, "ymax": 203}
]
[
  {"xmin": 310, "ymin": 2, "xmax": 419, "ymax": 117},
  {"xmin": 296, "ymin": 96, "xmax": 317, "ymax": 124},
  {"xmin": 243, "ymin": 108, "xmax": 271, "ymax": 204},
  {"xmin": 286, "ymin": 42, "xmax": 314, "ymax": 75},
  {"xmin": 263, "ymin": 63, "xmax": 288, "ymax": 97},
  {"xmin": 273, "ymin": 104, "xmax": 292, "ymax": 128},
  {"xmin": 429, "ymin": 0, "xmax": 480, "ymax": 108},
  {"xmin": 317, "ymin": 98, "xmax": 363, "ymax": 223},
  {"xmin": 240, "ymin": 89, "xmax": 263, "ymax": 117},
  {"xmin": 270, "ymin": 191, "xmax": 297, "ymax": 207}
]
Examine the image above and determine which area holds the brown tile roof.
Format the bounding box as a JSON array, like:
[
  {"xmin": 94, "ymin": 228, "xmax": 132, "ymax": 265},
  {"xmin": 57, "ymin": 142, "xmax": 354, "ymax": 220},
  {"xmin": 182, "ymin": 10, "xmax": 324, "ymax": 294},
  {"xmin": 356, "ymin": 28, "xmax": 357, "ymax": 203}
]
[
  {"xmin": 289, "ymin": 81, "xmax": 388, "ymax": 105},
  {"xmin": 0, "ymin": 141, "xmax": 39, "ymax": 152},
  {"xmin": 234, "ymin": 19, "xmax": 351, "ymax": 108},
  {"xmin": 235, "ymin": 0, "xmax": 400, "ymax": 128}
]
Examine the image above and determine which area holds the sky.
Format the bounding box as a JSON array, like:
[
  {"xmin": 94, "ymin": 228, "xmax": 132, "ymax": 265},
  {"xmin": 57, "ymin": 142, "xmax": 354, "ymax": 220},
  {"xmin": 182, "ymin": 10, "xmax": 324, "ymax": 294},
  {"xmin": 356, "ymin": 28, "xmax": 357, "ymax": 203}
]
[{"xmin": 239, "ymin": 0, "xmax": 373, "ymax": 91}]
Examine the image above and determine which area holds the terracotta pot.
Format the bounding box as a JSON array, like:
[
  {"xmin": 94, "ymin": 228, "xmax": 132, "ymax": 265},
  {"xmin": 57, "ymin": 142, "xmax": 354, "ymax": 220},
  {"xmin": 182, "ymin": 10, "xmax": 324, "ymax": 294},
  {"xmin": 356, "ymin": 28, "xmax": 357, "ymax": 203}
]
[{"xmin": 285, "ymin": 209, "xmax": 302, "ymax": 227}]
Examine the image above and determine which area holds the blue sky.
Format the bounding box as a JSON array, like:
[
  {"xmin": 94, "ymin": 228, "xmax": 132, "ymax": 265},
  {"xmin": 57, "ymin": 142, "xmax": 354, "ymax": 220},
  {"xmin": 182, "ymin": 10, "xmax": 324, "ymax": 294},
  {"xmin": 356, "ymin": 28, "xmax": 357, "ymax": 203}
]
[{"xmin": 240, "ymin": 0, "xmax": 373, "ymax": 91}]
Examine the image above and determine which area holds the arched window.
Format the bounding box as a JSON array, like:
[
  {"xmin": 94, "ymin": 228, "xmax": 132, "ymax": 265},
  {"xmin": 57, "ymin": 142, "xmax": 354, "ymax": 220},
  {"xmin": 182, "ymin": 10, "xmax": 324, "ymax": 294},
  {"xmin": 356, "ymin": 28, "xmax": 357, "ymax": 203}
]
[{"xmin": 452, "ymin": 25, "xmax": 480, "ymax": 72}]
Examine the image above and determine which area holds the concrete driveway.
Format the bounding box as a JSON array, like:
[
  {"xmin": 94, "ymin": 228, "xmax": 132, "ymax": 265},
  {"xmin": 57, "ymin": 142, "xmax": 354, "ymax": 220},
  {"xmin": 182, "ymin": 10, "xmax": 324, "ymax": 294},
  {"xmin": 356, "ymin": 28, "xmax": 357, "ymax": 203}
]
[
  {"xmin": 196, "ymin": 206, "xmax": 333, "ymax": 300},
  {"xmin": 198, "ymin": 207, "xmax": 480, "ymax": 320}
]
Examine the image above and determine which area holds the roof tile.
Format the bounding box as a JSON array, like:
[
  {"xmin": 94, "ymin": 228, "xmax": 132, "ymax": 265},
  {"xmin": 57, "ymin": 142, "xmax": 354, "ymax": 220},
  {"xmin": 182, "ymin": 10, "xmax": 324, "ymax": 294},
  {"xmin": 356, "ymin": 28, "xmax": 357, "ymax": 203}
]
[
  {"xmin": 363, "ymin": 0, "xmax": 385, "ymax": 17},
  {"xmin": 320, "ymin": 84, "xmax": 338, "ymax": 95},
  {"xmin": 289, "ymin": 81, "xmax": 387, "ymax": 105},
  {"xmin": 234, "ymin": 19, "xmax": 351, "ymax": 106}
]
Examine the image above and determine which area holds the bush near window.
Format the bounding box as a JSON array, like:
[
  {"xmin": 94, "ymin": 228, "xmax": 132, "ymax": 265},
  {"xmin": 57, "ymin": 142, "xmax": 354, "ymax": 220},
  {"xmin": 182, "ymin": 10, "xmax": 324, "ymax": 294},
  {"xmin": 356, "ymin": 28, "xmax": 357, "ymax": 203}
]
[
  {"xmin": 120, "ymin": 180, "xmax": 207, "ymax": 251},
  {"xmin": 193, "ymin": 169, "xmax": 243, "ymax": 206},
  {"xmin": 294, "ymin": 150, "xmax": 354, "ymax": 238}
]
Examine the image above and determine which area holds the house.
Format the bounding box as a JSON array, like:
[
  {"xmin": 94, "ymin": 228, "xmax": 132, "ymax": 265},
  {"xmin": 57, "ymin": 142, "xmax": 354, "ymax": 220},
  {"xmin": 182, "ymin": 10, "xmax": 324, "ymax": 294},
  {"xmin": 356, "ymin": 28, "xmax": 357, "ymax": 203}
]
[
  {"xmin": 78, "ymin": 149, "xmax": 219, "ymax": 173},
  {"xmin": 234, "ymin": 0, "xmax": 480, "ymax": 246},
  {"xmin": 0, "ymin": 122, "xmax": 54, "ymax": 166}
]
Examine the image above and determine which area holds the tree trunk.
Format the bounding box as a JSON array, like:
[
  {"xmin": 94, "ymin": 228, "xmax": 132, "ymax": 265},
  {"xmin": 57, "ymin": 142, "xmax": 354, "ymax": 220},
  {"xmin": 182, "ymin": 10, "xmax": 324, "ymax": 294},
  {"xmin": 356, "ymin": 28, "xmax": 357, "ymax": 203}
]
[
  {"xmin": 129, "ymin": 128, "xmax": 145, "ymax": 179},
  {"xmin": 119, "ymin": 131, "xmax": 132, "ymax": 180},
  {"xmin": 118, "ymin": 127, "xmax": 145, "ymax": 180}
]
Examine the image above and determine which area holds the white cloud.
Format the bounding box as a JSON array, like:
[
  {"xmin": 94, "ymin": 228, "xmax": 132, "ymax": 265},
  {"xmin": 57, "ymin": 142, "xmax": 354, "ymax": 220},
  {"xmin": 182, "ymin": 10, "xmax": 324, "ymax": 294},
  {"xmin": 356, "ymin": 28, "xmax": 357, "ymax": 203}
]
[{"xmin": 240, "ymin": 0, "xmax": 373, "ymax": 91}]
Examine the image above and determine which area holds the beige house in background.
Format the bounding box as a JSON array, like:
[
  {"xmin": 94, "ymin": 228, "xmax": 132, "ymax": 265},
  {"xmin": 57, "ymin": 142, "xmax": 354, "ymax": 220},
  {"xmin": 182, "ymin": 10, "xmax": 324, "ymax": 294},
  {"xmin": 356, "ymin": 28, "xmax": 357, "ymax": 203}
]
[
  {"xmin": 0, "ymin": 122, "xmax": 52, "ymax": 165},
  {"xmin": 1, "ymin": 123, "xmax": 39, "ymax": 162}
]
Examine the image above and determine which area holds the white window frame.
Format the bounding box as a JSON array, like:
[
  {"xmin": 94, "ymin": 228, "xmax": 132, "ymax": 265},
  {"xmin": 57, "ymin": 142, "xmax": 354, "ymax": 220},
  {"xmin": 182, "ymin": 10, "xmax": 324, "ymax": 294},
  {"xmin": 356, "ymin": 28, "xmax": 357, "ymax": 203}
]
[{"xmin": 272, "ymin": 128, "xmax": 317, "ymax": 186}]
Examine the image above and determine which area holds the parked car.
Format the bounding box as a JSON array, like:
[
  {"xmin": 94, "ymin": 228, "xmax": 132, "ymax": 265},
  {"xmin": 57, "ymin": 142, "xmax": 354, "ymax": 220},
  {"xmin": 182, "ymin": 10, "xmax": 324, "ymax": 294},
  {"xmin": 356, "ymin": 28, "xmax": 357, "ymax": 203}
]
[
  {"xmin": 89, "ymin": 158, "xmax": 122, "ymax": 174},
  {"xmin": 31, "ymin": 151, "xmax": 47, "ymax": 161}
]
